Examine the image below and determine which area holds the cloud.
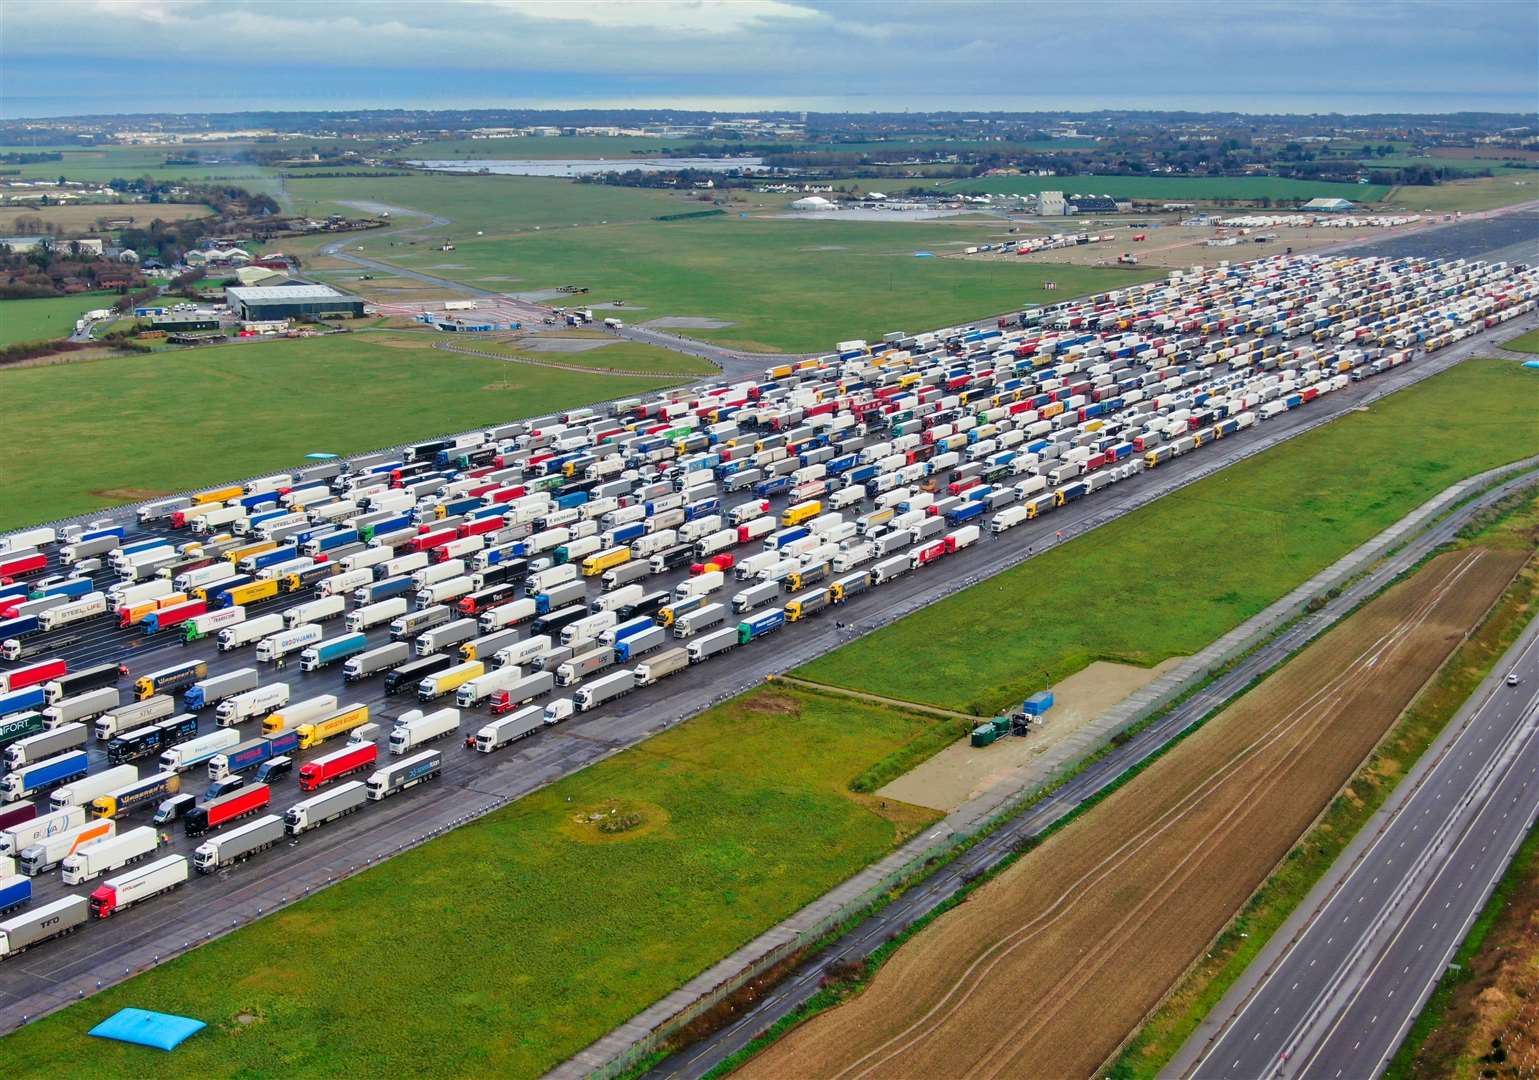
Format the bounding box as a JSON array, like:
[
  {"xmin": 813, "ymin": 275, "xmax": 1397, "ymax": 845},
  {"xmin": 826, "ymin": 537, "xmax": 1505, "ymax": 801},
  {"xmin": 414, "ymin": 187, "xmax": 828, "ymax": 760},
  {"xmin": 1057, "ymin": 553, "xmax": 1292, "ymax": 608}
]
[{"xmin": 1, "ymin": 0, "xmax": 1535, "ymax": 117}]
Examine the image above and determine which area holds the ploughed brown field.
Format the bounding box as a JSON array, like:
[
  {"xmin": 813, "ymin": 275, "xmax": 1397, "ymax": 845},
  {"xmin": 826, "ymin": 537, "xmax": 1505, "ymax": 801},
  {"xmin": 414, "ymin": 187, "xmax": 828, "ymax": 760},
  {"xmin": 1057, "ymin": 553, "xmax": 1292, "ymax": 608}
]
[{"xmin": 739, "ymin": 546, "xmax": 1530, "ymax": 1080}]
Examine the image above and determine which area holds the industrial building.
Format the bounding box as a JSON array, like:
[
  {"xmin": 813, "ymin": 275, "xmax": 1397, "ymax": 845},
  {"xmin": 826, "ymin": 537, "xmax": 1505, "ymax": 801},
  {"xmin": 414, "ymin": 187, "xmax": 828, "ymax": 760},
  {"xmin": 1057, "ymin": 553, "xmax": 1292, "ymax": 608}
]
[
  {"xmin": 225, "ymin": 283, "xmax": 365, "ymax": 321},
  {"xmin": 790, "ymin": 195, "xmax": 836, "ymax": 211}
]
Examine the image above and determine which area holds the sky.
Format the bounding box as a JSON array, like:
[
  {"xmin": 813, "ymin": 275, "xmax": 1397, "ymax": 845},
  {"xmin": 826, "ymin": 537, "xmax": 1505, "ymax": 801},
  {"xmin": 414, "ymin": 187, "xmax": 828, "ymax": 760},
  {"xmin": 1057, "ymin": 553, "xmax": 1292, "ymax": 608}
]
[{"xmin": 3, "ymin": 0, "xmax": 1536, "ymax": 119}]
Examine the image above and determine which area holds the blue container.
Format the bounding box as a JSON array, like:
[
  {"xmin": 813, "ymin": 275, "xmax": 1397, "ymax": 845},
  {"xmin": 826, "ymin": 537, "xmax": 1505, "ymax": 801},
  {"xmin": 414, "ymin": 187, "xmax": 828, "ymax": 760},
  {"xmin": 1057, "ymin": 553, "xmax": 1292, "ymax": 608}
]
[{"xmin": 1022, "ymin": 690, "xmax": 1054, "ymax": 716}]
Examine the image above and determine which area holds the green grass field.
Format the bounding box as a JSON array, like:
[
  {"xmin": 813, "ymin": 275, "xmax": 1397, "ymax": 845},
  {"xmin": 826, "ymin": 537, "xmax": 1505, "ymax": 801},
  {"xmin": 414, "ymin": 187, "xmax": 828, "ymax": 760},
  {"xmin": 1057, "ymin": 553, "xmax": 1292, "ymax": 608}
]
[
  {"xmin": 0, "ymin": 333, "xmax": 688, "ymax": 530},
  {"xmin": 467, "ymin": 335, "xmax": 721, "ymax": 375},
  {"xmin": 796, "ymin": 359, "xmax": 1539, "ymax": 714},
  {"xmin": 282, "ymin": 175, "xmax": 1155, "ymax": 353},
  {"xmin": 0, "ymin": 687, "xmax": 944, "ymax": 1078},
  {"xmin": 0, "ymin": 290, "xmax": 119, "ymax": 345},
  {"xmin": 1502, "ymin": 328, "xmax": 1539, "ymax": 353},
  {"xmin": 945, "ymin": 174, "xmax": 1391, "ymax": 202},
  {"xmin": 1379, "ymin": 176, "xmax": 1538, "ymax": 212}
]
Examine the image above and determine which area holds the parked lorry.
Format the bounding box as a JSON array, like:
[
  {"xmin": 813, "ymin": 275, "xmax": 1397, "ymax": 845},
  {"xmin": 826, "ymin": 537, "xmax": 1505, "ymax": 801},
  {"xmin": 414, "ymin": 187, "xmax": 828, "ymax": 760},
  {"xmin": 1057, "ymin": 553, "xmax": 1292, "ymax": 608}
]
[
  {"xmin": 183, "ymin": 785, "xmax": 271, "ymax": 837},
  {"xmin": 159, "ymin": 729, "xmax": 240, "ymax": 773},
  {"xmin": 418, "ymin": 661, "xmax": 484, "ymax": 703},
  {"xmin": 1, "ymin": 750, "xmax": 89, "ymax": 800},
  {"xmin": 88, "ymin": 853, "xmax": 188, "ymax": 917},
  {"xmin": 17, "ymin": 816, "xmax": 115, "ymax": 876},
  {"xmin": 0, "ymin": 895, "xmax": 89, "ymax": 959},
  {"xmin": 343, "ymin": 642, "xmax": 411, "ymax": 683},
  {"xmin": 41, "ymin": 687, "xmax": 119, "ymax": 728},
  {"xmin": 556, "ymin": 648, "xmax": 615, "ymax": 688},
  {"xmin": 133, "ymin": 660, "xmax": 207, "ymax": 700},
  {"xmin": 389, "ymin": 708, "xmax": 460, "ymax": 755},
  {"xmin": 207, "ymin": 730, "xmax": 300, "ymax": 781},
  {"xmin": 180, "ymin": 605, "xmax": 246, "ymax": 644},
  {"xmin": 634, "ymin": 648, "xmax": 689, "ymax": 686},
  {"xmin": 90, "ymin": 771, "xmax": 181, "ymax": 819},
  {"xmin": 454, "ymin": 666, "xmax": 528, "ymax": 706},
  {"xmin": 60, "ymin": 826, "xmax": 159, "ymax": 885},
  {"xmin": 48, "ymin": 765, "xmax": 137, "ymax": 810},
  {"xmin": 487, "ymin": 671, "xmax": 555, "ymax": 714},
  {"xmin": 297, "ymin": 742, "xmax": 377, "ymax": 792},
  {"xmin": 218, "ymin": 613, "xmax": 284, "ymax": 651},
  {"xmin": 192, "ymin": 814, "xmax": 283, "ymax": 873},
  {"xmin": 574, "ymin": 670, "xmax": 636, "ymax": 712},
  {"xmin": 296, "ymin": 704, "xmax": 369, "ymax": 749},
  {"xmin": 365, "ymin": 750, "xmax": 441, "ymax": 800},
  {"xmin": 184, "ymin": 668, "xmax": 258, "ymax": 712},
  {"xmin": 687, "ymin": 627, "xmax": 739, "ymax": 663},
  {"xmin": 347, "ymin": 597, "xmax": 408, "ymax": 633},
  {"xmin": 254, "ymin": 623, "xmax": 322, "ymax": 663},
  {"xmin": 1, "ymin": 804, "xmax": 85, "ymax": 857},
  {"xmin": 299, "ymin": 632, "xmax": 368, "ymax": 672},
  {"xmin": 284, "ymin": 781, "xmax": 367, "ymax": 836},
  {"xmin": 215, "ymin": 683, "xmax": 290, "ymax": 727},
  {"xmin": 472, "ymin": 706, "xmax": 545, "ymax": 752}
]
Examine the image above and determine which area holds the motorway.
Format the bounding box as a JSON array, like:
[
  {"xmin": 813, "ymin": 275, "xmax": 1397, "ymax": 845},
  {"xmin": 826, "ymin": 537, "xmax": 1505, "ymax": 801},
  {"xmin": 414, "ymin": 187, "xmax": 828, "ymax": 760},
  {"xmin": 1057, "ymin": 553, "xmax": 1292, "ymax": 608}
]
[
  {"xmin": 1171, "ymin": 590, "xmax": 1539, "ymax": 1079},
  {"xmin": 1, "ymin": 305, "xmax": 1529, "ymax": 1033},
  {"xmin": 638, "ymin": 461, "xmax": 1539, "ymax": 1080}
]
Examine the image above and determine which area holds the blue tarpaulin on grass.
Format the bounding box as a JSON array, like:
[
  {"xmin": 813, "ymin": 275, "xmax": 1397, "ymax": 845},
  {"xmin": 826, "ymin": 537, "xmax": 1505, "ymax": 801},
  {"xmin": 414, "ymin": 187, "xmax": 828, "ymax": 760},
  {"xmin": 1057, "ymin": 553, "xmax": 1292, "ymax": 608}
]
[
  {"xmin": 88, "ymin": 1008, "xmax": 205, "ymax": 1050},
  {"xmin": 1522, "ymin": 361, "xmax": 1539, "ymax": 370}
]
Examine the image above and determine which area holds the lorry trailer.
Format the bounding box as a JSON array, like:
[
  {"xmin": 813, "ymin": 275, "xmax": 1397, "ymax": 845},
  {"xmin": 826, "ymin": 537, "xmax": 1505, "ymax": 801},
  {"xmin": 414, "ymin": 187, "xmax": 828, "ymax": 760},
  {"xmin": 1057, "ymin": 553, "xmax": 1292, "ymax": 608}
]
[
  {"xmin": 365, "ymin": 750, "xmax": 442, "ymax": 801},
  {"xmin": 184, "ymin": 785, "xmax": 271, "ymax": 837},
  {"xmin": 388, "ymin": 708, "xmax": 460, "ymax": 755},
  {"xmin": 284, "ymin": 781, "xmax": 367, "ymax": 836},
  {"xmin": 297, "ymin": 741, "xmax": 377, "ymax": 791},
  {"xmin": 192, "ymin": 814, "xmax": 283, "ymax": 873},
  {"xmin": 60, "ymin": 826, "xmax": 159, "ymax": 885},
  {"xmin": 0, "ymin": 895, "xmax": 89, "ymax": 958},
  {"xmin": 88, "ymin": 853, "xmax": 188, "ymax": 917}
]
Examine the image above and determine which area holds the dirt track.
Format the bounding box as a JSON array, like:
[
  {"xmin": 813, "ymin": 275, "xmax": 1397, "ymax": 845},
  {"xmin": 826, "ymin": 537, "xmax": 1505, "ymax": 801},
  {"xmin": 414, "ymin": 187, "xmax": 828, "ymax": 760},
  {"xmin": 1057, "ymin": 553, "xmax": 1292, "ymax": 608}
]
[{"xmin": 737, "ymin": 547, "xmax": 1529, "ymax": 1080}]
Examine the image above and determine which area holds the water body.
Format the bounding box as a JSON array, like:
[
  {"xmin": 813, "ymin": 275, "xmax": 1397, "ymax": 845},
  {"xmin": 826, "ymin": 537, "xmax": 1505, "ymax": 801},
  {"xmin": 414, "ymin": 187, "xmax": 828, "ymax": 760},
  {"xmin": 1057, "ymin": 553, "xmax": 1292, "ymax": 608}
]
[{"xmin": 408, "ymin": 157, "xmax": 765, "ymax": 176}]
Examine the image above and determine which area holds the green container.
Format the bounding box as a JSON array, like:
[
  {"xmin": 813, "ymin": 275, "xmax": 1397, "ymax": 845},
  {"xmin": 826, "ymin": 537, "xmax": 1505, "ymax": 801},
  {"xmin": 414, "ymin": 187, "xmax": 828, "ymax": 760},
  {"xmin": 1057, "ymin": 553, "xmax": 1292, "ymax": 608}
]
[
  {"xmin": 970, "ymin": 724, "xmax": 999, "ymax": 748},
  {"xmin": 990, "ymin": 716, "xmax": 1011, "ymax": 736}
]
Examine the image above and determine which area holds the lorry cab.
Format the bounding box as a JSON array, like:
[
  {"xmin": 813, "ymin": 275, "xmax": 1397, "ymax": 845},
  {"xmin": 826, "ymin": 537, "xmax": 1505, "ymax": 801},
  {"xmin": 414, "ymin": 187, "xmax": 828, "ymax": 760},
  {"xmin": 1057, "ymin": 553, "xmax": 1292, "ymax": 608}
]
[
  {"xmin": 151, "ymin": 793, "xmax": 197, "ymax": 826},
  {"xmin": 254, "ymin": 756, "xmax": 294, "ymax": 784},
  {"xmin": 203, "ymin": 776, "xmax": 247, "ymax": 800}
]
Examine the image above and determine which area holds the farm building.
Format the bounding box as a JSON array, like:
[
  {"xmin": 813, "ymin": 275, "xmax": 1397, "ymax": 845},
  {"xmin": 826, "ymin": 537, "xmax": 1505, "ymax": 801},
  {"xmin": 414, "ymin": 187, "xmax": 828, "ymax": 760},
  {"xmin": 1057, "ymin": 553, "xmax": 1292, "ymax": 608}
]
[{"xmin": 226, "ymin": 283, "xmax": 365, "ymax": 321}]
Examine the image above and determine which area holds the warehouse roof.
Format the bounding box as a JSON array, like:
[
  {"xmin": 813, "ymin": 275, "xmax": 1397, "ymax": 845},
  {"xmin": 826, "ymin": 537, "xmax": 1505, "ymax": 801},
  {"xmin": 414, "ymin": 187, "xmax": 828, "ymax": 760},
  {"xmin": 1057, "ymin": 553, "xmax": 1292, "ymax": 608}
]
[{"xmin": 226, "ymin": 284, "xmax": 354, "ymax": 302}]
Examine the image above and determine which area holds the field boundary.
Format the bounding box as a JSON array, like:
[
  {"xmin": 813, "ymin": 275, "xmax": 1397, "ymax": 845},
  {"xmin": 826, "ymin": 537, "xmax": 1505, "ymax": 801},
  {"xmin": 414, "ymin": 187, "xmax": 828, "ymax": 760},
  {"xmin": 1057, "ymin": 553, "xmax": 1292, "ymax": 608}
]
[{"xmin": 552, "ymin": 455, "xmax": 1539, "ymax": 1080}]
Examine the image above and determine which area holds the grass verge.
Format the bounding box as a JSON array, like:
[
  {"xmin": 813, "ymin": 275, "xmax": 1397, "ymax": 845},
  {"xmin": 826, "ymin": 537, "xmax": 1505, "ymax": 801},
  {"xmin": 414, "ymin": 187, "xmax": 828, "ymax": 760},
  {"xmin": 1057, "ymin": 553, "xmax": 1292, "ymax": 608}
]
[
  {"xmin": 1503, "ymin": 328, "xmax": 1539, "ymax": 353},
  {"xmin": 796, "ymin": 359, "xmax": 1539, "ymax": 714},
  {"xmin": 1105, "ymin": 489, "xmax": 1539, "ymax": 1080}
]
